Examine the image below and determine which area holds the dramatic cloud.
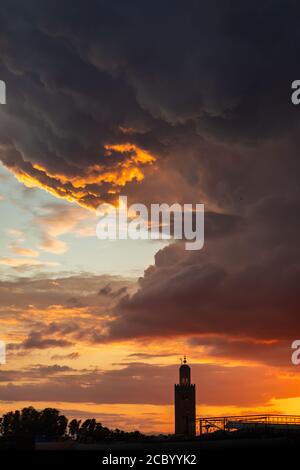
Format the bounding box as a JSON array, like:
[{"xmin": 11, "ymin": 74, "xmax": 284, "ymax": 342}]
[
  {"xmin": 1, "ymin": 0, "xmax": 300, "ymax": 209},
  {"xmin": 100, "ymin": 150, "xmax": 300, "ymax": 366},
  {"xmin": 0, "ymin": 0, "xmax": 300, "ymax": 429}
]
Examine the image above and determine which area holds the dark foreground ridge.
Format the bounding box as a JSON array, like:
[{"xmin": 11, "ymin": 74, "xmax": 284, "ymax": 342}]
[{"xmin": 3, "ymin": 438, "xmax": 300, "ymax": 468}]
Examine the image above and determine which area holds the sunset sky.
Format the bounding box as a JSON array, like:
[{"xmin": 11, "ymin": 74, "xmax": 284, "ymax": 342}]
[{"xmin": 0, "ymin": 0, "xmax": 300, "ymax": 434}]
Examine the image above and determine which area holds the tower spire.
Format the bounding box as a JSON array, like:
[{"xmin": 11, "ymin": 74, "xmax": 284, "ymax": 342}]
[{"xmin": 174, "ymin": 358, "xmax": 196, "ymax": 436}]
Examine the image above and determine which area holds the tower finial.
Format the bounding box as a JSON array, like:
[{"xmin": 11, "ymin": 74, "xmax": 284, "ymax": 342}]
[{"xmin": 183, "ymin": 355, "xmax": 187, "ymax": 364}]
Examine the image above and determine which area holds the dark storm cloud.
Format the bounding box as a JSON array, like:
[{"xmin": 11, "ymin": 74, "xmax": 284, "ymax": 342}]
[
  {"xmin": 30, "ymin": 0, "xmax": 300, "ymax": 139},
  {"xmin": 0, "ymin": 0, "xmax": 300, "ymax": 369},
  {"xmin": 1, "ymin": 0, "xmax": 300, "ymax": 208},
  {"xmin": 100, "ymin": 187, "xmax": 300, "ymax": 358}
]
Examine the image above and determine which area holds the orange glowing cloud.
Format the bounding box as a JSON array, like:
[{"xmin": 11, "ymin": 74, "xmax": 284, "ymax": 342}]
[
  {"xmin": 38, "ymin": 143, "xmax": 155, "ymax": 188},
  {"xmin": 8, "ymin": 143, "xmax": 156, "ymax": 210}
]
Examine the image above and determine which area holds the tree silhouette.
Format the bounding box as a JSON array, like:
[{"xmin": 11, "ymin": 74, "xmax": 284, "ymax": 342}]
[
  {"xmin": 68, "ymin": 419, "xmax": 81, "ymax": 440},
  {"xmin": 0, "ymin": 407, "xmax": 145, "ymax": 444},
  {"xmin": 0, "ymin": 407, "xmax": 67, "ymax": 439},
  {"xmin": 39, "ymin": 408, "xmax": 68, "ymax": 438}
]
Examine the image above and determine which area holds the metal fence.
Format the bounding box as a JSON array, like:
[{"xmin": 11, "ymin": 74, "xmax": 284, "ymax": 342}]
[{"xmin": 197, "ymin": 414, "xmax": 300, "ymax": 435}]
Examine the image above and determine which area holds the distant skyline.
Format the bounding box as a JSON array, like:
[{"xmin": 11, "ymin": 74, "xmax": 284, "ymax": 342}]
[{"xmin": 0, "ymin": 0, "xmax": 300, "ymax": 433}]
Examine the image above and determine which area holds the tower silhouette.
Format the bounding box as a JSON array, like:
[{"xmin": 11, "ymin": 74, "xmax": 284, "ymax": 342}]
[{"xmin": 174, "ymin": 356, "xmax": 196, "ymax": 436}]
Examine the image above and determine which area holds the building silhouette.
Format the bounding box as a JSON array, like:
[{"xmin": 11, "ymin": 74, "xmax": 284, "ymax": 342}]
[{"xmin": 174, "ymin": 356, "xmax": 196, "ymax": 436}]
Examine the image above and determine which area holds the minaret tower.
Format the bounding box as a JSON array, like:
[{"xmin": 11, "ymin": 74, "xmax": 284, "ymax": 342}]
[{"xmin": 174, "ymin": 356, "xmax": 196, "ymax": 436}]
